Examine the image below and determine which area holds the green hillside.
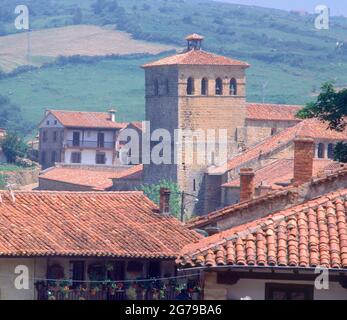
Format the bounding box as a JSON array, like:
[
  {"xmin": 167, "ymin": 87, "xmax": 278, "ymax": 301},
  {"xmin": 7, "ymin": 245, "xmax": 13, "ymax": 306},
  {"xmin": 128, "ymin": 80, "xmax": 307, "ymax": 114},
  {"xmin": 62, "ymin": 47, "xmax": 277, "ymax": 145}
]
[{"xmin": 1, "ymin": 0, "xmax": 347, "ymax": 134}]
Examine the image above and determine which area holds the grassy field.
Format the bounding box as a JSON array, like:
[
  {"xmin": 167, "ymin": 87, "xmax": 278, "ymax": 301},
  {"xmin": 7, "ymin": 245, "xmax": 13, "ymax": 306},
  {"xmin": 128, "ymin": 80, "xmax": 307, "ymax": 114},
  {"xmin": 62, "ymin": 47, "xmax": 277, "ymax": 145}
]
[
  {"xmin": 1, "ymin": 53, "xmax": 345, "ymax": 130},
  {"xmin": 1, "ymin": 0, "xmax": 347, "ymax": 135},
  {"xmin": 0, "ymin": 25, "xmax": 175, "ymax": 72},
  {"xmin": 0, "ymin": 56, "xmax": 150, "ymax": 124}
]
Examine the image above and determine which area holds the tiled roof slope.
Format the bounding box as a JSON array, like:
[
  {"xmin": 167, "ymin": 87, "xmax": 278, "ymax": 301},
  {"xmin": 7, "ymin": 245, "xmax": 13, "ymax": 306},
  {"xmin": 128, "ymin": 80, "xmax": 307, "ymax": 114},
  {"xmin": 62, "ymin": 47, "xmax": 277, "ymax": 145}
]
[
  {"xmin": 188, "ymin": 165, "xmax": 347, "ymax": 230},
  {"xmin": 142, "ymin": 50, "xmax": 250, "ymax": 68},
  {"xmin": 0, "ymin": 191, "xmax": 200, "ymax": 258},
  {"xmin": 208, "ymin": 118, "xmax": 347, "ymax": 175},
  {"xmin": 39, "ymin": 165, "xmax": 143, "ymax": 190},
  {"xmin": 246, "ymin": 103, "xmax": 302, "ymax": 121},
  {"xmin": 179, "ymin": 189, "xmax": 347, "ymax": 269},
  {"xmin": 223, "ymin": 159, "xmax": 338, "ymax": 189},
  {"xmin": 48, "ymin": 110, "xmax": 125, "ymax": 129}
]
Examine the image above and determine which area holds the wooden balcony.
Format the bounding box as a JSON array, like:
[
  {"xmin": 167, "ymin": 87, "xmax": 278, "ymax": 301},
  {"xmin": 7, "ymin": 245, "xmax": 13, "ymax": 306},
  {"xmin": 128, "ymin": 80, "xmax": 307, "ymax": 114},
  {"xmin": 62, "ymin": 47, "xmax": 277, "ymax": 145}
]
[{"xmin": 36, "ymin": 281, "xmax": 202, "ymax": 301}]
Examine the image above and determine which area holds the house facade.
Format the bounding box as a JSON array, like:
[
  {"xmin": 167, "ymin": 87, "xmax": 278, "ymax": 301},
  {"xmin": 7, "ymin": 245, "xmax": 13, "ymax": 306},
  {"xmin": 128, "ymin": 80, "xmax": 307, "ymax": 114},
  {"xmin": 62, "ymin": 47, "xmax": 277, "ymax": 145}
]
[
  {"xmin": 38, "ymin": 110, "xmax": 124, "ymax": 169},
  {"xmin": 0, "ymin": 190, "xmax": 200, "ymax": 300},
  {"xmin": 178, "ymin": 165, "xmax": 347, "ymax": 300}
]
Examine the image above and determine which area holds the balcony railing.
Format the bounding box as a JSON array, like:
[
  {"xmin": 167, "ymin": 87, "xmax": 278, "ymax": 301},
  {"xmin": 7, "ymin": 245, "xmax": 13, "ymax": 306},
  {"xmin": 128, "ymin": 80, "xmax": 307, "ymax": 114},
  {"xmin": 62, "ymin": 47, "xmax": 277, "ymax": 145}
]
[
  {"xmin": 35, "ymin": 282, "xmax": 202, "ymax": 301},
  {"xmin": 65, "ymin": 140, "xmax": 114, "ymax": 149}
]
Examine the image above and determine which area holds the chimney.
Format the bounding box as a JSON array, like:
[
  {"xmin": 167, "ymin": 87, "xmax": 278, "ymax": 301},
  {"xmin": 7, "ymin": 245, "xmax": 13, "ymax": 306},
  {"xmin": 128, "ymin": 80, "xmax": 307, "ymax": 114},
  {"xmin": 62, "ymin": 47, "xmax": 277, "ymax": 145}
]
[
  {"xmin": 159, "ymin": 188, "xmax": 171, "ymax": 215},
  {"xmin": 108, "ymin": 109, "xmax": 116, "ymax": 122},
  {"xmin": 240, "ymin": 168, "xmax": 255, "ymax": 202},
  {"xmin": 293, "ymin": 136, "xmax": 315, "ymax": 185}
]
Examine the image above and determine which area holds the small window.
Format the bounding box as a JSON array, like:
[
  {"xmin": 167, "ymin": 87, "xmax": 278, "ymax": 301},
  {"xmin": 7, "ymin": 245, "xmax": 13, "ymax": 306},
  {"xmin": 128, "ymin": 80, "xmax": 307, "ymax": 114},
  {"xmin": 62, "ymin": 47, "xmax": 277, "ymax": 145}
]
[
  {"xmin": 54, "ymin": 120, "xmax": 58, "ymax": 125},
  {"xmin": 328, "ymin": 143, "xmax": 335, "ymax": 159},
  {"xmin": 154, "ymin": 80, "xmax": 159, "ymax": 96},
  {"xmin": 187, "ymin": 77, "xmax": 195, "ymax": 95},
  {"xmin": 215, "ymin": 78, "xmax": 223, "ymax": 95},
  {"xmin": 201, "ymin": 78, "xmax": 208, "ymax": 95},
  {"xmin": 53, "ymin": 131, "xmax": 58, "ymax": 142},
  {"xmin": 271, "ymin": 128, "xmax": 277, "ymax": 136},
  {"xmin": 72, "ymin": 131, "xmax": 80, "ymax": 147},
  {"xmin": 265, "ymin": 283, "xmax": 313, "ymax": 300},
  {"xmin": 69, "ymin": 261, "xmax": 85, "ymax": 288},
  {"xmin": 42, "ymin": 131, "xmax": 48, "ymax": 143},
  {"xmin": 46, "ymin": 120, "xmax": 50, "ymax": 126},
  {"xmin": 147, "ymin": 261, "xmax": 161, "ymax": 278},
  {"xmin": 96, "ymin": 152, "xmax": 106, "ymax": 164},
  {"xmin": 127, "ymin": 261, "xmax": 143, "ymax": 273},
  {"xmin": 230, "ymin": 78, "xmax": 237, "ymax": 95},
  {"xmin": 41, "ymin": 151, "xmax": 46, "ymax": 164},
  {"xmin": 318, "ymin": 143, "xmax": 325, "ymax": 159},
  {"xmin": 71, "ymin": 152, "xmax": 81, "ymax": 164},
  {"xmin": 51, "ymin": 151, "xmax": 57, "ymax": 163}
]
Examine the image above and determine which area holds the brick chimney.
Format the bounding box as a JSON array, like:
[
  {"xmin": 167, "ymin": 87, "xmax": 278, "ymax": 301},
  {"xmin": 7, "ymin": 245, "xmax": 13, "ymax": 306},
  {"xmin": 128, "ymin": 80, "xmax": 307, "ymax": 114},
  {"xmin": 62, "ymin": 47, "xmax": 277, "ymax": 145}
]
[
  {"xmin": 240, "ymin": 168, "xmax": 255, "ymax": 202},
  {"xmin": 108, "ymin": 109, "xmax": 116, "ymax": 122},
  {"xmin": 159, "ymin": 188, "xmax": 171, "ymax": 215},
  {"xmin": 293, "ymin": 136, "xmax": 315, "ymax": 185}
]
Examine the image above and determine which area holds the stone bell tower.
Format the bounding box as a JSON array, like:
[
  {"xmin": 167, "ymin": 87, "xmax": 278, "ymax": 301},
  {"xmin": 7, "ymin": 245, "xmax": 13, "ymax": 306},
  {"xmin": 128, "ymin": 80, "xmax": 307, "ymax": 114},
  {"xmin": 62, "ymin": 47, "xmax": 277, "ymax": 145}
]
[{"xmin": 142, "ymin": 34, "xmax": 250, "ymax": 217}]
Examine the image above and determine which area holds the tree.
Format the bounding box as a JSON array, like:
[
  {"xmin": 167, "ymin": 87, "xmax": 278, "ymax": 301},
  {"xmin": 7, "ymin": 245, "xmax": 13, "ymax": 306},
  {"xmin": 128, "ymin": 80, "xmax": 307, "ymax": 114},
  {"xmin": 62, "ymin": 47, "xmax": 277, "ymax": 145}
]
[
  {"xmin": 1, "ymin": 132, "xmax": 28, "ymax": 164},
  {"xmin": 297, "ymin": 82, "xmax": 347, "ymax": 162},
  {"xmin": 0, "ymin": 95, "xmax": 34, "ymax": 135},
  {"xmin": 138, "ymin": 180, "xmax": 181, "ymax": 218},
  {"xmin": 0, "ymin": 174, "xmax": 7, "ymax": 190}
]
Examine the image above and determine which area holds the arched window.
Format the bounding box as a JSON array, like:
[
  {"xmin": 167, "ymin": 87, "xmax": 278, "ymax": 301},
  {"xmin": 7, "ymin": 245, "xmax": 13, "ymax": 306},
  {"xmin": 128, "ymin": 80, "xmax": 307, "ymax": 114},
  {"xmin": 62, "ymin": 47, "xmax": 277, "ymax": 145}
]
[
  {"xmin": 215, "ymin": 78, "xmax": 223, "ymax": 95},
  {"xmin": 201, "ymin": 78, "xmax": 208, "ymax": 95},
  {"xmin": 328, "ymin": 143, "xmax": 335, "ymax": 159},
  {"xmin": 230, "ymin": 78, "xmax": 237, "ymax": 95},
  {"xmin": 187, "ymin": 77, "xmax": 195, "ymax": 95},
  {"xmin": 154, "ymin": 80, "xmax": 159, "ymax": 96},
  {"xmin": 318, "ymin": 143, "xmax": 325, "ymax": 159}
]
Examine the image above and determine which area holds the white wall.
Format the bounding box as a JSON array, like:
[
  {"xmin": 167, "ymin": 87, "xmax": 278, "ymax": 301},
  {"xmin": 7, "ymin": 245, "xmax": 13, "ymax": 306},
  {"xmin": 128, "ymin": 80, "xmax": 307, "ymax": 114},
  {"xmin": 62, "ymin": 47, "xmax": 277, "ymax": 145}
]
[
  {"xmin": 226, "ymin": 278, "xmax": 347, "ymax": 300},
  {"xmin": 39, "ymin": 114, "xmax": 64, "ymax": 129},
  {"xmin": 65, "ymin": 130, "xmax": 114, "ymax": 144},
  {"xmin": 203, "ymin": 272, "xmax": 347, "ymax": 300},
  {"xmin": 0, "ymin": 258, "xmax": 47, "ymax": 300},
  {"xmin": 64, "ymin": 149, "xmax": 114, "ymax": 165}
]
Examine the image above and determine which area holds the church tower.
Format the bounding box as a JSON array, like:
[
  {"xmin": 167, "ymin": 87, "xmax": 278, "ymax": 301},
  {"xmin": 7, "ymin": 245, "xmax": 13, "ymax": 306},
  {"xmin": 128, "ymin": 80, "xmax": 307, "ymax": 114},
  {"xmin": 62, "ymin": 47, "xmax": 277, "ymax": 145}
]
[{"xmin": 142, "ymin": 34, "xmax": 250, "ymax": 217}]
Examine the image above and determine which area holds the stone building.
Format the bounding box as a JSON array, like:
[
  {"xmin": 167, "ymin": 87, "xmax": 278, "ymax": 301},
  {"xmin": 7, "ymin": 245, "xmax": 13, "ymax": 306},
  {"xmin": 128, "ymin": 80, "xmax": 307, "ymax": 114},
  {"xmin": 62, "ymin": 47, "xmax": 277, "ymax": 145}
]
[{"xmin": 141, "ymin": 34, "xmax": 341, "ymax": 218}]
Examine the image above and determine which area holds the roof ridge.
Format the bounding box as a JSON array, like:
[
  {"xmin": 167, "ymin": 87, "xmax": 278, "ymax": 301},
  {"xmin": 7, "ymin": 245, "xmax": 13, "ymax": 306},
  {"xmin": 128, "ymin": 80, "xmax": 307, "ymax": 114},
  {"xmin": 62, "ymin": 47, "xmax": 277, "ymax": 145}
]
[{"xmin": 0, "ymin": 190, "xmax": 145, "ymax": 195}]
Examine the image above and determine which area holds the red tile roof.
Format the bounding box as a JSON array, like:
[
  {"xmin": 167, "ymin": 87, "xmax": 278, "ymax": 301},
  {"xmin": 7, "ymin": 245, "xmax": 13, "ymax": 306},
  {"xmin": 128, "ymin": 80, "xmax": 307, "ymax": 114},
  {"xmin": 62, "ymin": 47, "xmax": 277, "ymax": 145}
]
[
  {"xmin": 208, "ymin": 119, "xmax": 347, "ymax": 175},
  {"xmin": 142, "ymin": 50, "xmax": 250, "ymax": 68},
  {"xmin": 185, "ymin": 34, "xmax": 204, "ymax": 41},
  {"xmin": 246, "ymin": 103, "xmax": 302, "ymax": 121},
  {"xmin": 222, "ymin": 159, "xmax": 338, "ymax": 189},
  {"xmin": 179, "ymin": 189, "xmax": 347, "ymax": 269},
  {"xmin": 0, "ymin": 191, "xmax": 200, "ymax": 258},
  {"xmin": 48, "ymin": 110, "xmax": 125, "ymax": 129},
  {"xmin": 189, "ymin": 165, "xmax": 347, "ymax": 231},
  {"xmin": 39, "ymin": 165, "xmax": 143, "ymax": 190}
]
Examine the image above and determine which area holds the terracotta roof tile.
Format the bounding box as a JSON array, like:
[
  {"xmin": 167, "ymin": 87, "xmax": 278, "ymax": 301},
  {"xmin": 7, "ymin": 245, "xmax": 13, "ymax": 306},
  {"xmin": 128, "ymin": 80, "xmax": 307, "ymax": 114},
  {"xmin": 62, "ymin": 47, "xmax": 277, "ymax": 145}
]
[
  {"xmin": 222, "ymin": 159, "xmax": 338, "ymax": 189},
  {"xmin": 179, "ymin": 189, "xmax": 347, "ymax": 269},
  {"xmin": 142, "ymin": 49, "xmax": 250, "ymax": 68},
  {"xmin": 189, "ymin": 166, "xmax": 347, "ymax": 231},
  {"xmin": 208, "ymin": 118, "xmax": 347, "ymax": 175},
  {"xmin": 0, "ymin": 191, "xmax": 201, "ymax": 258},
  {"xmin": 39, "ymin": 165, "xmax": 143, "ymax": 190},
  {"xmin": 246, "ymin": 103, "xmax": 302, "ymax": 121},
  {"xmin": 48, "ymin": 110, "xmax": 125, "ymax": 129}
]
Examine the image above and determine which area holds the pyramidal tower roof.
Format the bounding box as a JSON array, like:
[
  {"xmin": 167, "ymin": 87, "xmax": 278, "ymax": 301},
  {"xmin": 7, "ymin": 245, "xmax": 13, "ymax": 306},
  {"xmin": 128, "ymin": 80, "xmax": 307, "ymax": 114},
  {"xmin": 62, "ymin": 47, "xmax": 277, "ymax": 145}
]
[{"xmin": 142, "ymin": 34, "xmax": 250, "ymax": 68}]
